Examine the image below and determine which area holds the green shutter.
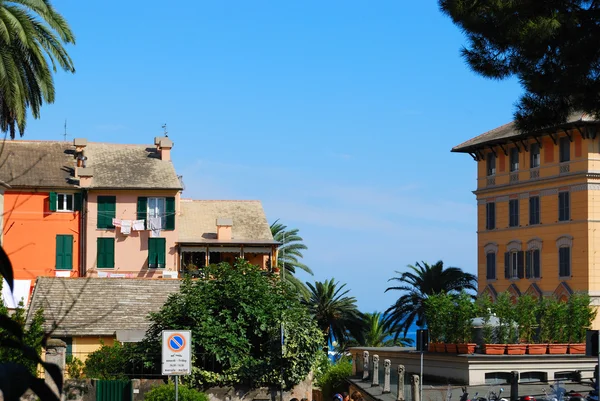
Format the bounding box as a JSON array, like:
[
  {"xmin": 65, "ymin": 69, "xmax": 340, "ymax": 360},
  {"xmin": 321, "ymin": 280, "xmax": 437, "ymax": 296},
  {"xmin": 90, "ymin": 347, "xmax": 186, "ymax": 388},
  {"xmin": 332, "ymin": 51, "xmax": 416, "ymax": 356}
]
[
  {"xmin": 137, "ymin": 197, "xmax": 148, "ymax": 229},
  {"xmin": 56, "ymin": 235, "xmax": 73, "ymax": 270},
  {"xmin": 49, "ymin": 192, "xmax": 57, "ymax": 212},
  {"xmin": 148, "ymin": 238, "xmax": 166, "ymax": 268},
  {"xmin": 97, "ymin": 196, "xmax": 116, "ymax": 229},
  {"xmin": 165, "ymin": 197, "xmax": 175, "ymax": 230},
  {"xmin": 97, "ymin": 238, "xmax": 115, "ymax": 268},
  {"xmin": 74, "ymin": 192, "xmax": 83, "ymax": 212}
]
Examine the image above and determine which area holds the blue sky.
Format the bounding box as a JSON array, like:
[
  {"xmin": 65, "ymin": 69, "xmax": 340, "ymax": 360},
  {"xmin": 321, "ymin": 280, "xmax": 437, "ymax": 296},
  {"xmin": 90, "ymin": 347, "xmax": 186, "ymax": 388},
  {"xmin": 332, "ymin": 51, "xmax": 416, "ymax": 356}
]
[{"xmin": 25, "ymin": 1, "xmax": 522, "ymax": 312}]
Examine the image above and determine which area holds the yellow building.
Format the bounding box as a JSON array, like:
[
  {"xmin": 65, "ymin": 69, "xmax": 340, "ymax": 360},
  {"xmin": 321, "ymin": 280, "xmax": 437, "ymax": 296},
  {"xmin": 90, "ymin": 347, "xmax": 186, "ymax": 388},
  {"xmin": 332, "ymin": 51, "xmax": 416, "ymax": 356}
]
[{"xmin": 452, "ymin": 112, "xmax": 600, "ymax": 326}]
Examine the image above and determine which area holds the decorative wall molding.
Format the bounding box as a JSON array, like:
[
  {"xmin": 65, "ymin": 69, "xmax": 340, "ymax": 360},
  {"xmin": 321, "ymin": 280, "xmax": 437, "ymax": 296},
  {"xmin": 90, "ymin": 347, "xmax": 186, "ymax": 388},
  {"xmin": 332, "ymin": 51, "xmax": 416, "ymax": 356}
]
[
  {"xmin": 527, "ymin": 237, "xmax": 543, "ymax": 251},
  {"xmin": 556, "ymin": 235, "xmax": 573, "ymax": 249},
  {"xmin": 506, "ymin": 240, "xmax": 522, "ymax": 252},
  {"xmin": 541, "ymin": 188, "xmax": 558, "ymax": 196},
  {"xmin": 571, "ymin": 184, "xmax": 588, "ymax": 192},
  {"xmin": 519, "ymin": 192, "xmax": 530, "ymax": 199},
  {"xmin": 477, "ymin": 199, "xmax": 486, "ymax": 205},
  {"xmin": 496, "ymin": 196, "xmax": 509, "ymax": 202},
  {"xmin": 484, "ymin": 242, "xmax": 499, "ymax": 254}
]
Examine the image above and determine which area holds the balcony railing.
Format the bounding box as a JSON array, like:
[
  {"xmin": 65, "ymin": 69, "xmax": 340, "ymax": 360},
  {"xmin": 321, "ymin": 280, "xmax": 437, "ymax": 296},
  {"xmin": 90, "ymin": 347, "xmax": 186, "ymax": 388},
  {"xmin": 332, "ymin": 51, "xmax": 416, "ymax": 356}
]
[
  {"xmin": 530, "ymin": 168, "xmax": 540, "ymax": 179},
  {"xmin": 510, "ymin": 173, "xmax": 519, "ymax": 183},
  {"xmin": 559, "ymin": 164, "xmax": 570, "ymax": 174},
  {"xmin": 487, "ymin": 176, "xmax": 496, "ymax": 186}
]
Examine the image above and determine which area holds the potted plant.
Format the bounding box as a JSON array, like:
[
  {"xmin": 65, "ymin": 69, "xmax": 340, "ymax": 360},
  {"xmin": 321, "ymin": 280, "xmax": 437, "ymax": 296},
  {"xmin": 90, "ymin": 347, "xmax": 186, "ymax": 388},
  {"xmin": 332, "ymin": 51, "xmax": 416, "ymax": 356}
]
[
  {"xmin": 566, "ymin": 293, "xmax": 597, "ymax": 354},
  {"xmin": 476, "ymin": 294, "xmax": 504, "ymax": 354},
  {"xmin": 542, "ymin": 296, "xmax": 569, "ymax": 354},
  {"xmin": 455, "ymin": 291, "xmax": 477, "ymax": 354},
  {"xmin": 489, "ymin": 292, "xmax": 514, "ymax": 355},
  {"xmin": 515, "ymin": 294, "xmax": 539, "ymax": 354},
  {"xmin": 424, "ymin": 293, "xmax": 451, "ymax": 352},
  {"xmin": 424, "ymin": 293, "xmax": 443, "ymax": 352}
]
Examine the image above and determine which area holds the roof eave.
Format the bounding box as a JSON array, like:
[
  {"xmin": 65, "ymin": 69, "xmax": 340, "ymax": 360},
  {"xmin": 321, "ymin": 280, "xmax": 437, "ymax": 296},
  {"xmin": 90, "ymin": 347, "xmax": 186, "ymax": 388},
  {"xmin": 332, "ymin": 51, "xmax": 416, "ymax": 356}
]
[{"xmin": 451, "ymin": 120, "xmax": 600, "ymax": 154}]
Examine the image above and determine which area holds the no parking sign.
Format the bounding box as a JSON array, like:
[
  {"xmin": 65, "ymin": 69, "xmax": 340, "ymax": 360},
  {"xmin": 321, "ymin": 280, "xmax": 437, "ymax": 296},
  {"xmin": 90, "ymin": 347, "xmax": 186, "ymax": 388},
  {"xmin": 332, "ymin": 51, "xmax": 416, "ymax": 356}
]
[{"xmin": 161, "ymin": 330, "xmax": 191, "ymax": 375}]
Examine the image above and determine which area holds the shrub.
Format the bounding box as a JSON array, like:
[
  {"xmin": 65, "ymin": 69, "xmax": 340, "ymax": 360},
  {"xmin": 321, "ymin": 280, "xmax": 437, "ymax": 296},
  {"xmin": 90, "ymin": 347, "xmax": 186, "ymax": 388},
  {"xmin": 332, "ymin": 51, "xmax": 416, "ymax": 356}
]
[
  {"xmin": 145, "ymin": 383, "xmax": 208, "ymax": 401},
  {"xmin": 83, "ymin": 341, "xmax": 134, "ymax": 380},
  {"xmin": 66, "ymin": 355, "xmax": 85, "ymax": 379},
  {"xmin": 316, "ymin": 357, "xmax": 352, "ymax": 400}
]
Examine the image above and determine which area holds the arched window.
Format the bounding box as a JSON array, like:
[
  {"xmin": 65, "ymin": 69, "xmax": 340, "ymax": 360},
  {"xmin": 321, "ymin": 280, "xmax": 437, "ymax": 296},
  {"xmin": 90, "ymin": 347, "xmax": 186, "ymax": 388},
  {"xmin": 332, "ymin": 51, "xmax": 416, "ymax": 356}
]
[
  {"xmin": 484, "ymin": 243, "xmax": 498, "ymax": 280},
  {"xmin": 556, "ymin": 235, "xmax": 573, "ymax": 278},
  {"xmin": 504, "ymin": 241, "xmax": 523, "ymax": 280}
]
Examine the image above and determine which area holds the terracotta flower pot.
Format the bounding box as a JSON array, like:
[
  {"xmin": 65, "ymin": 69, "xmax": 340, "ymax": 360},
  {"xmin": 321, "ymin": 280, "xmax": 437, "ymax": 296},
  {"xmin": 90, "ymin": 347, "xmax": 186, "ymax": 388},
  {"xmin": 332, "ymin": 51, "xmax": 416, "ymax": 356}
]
[
  {"xmin": 483, "ymin": 344, "xmax": 506, "ymax": 355},
  {"xmin": 457, "ymin": 343, "xmax": 477, "ymax": 354},
  {"xmin": 527, "ymin": 344, "xmax": 548, "ymax": 355},
  {"xmin": 428, "ymin": 343, "xmax": 435, "ymax": 352},
  {"xmin": 506, "ymin": 344, "xmax": 527, "ymax": 355},
  {"xmin": 569, "ymin": 343, "xmax": 586, "ymax": 354},
  {"xmin": 434, "ymin": 343, "xmax": 446, "ymax": 353},
  {"xmin": 445, "ymin": 343, "xmax": 458, "ymax": 353},
  {"xmin": 548, "ymin": 343, "xmax": 569, "ymax": 354}
]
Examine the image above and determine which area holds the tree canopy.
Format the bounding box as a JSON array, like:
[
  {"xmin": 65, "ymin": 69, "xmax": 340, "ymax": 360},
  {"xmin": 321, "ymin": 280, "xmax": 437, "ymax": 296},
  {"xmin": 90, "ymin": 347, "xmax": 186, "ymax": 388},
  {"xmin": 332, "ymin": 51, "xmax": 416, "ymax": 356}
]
[
  {"xmin": 0, "ymin": 0, "xmax": 76, "ymax": 138},
  {"xmin": 439, "ymin": 0, "xmax": 600, "ymax": 132},
  {"xmin": 139, "ymin": 259, "xmax": 322, "ymax": 389}
]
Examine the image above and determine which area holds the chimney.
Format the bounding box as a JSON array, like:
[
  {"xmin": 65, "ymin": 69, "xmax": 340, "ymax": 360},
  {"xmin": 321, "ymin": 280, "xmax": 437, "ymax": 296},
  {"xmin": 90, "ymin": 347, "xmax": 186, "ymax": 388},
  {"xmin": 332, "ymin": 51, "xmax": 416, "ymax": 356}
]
[
  {"xmin": 216, "ymin": 218, "xmax": 233, "ymax": 241},
  {"xmin": 156, "ymin": 137, "xmax": 173, "ymax": 161},
  {"xmin": 78, "ymin": 167, "xmax": 94, "ymax": 188},
  {"xmin": 73, "ymin": 138, "xmax": 89, "ymax": 177}
]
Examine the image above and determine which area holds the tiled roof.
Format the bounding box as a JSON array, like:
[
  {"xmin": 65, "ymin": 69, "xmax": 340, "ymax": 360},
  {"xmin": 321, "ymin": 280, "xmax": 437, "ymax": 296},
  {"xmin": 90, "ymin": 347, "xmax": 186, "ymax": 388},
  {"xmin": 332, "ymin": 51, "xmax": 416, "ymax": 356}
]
[
  {"xmin": 0, "ymin": 141, "xmax": 76, "ymax": 189},
  {"xmin": 26, "ymin": 277, "xmax": 180, "ymax": 337},
  {"xmin": 0, "ymin": 139, "xmax": 182, "ymax": 190},
  {"xmin": 85, "ymin": 143, "xmax": 181, "ymax": 190},
  {"xmin": 178, "ymin": 200, "xmax": 277, "ymax": 244},
  {"xmin": 452, "ymin": 112, "xmax": 600, "ymax": 153}
]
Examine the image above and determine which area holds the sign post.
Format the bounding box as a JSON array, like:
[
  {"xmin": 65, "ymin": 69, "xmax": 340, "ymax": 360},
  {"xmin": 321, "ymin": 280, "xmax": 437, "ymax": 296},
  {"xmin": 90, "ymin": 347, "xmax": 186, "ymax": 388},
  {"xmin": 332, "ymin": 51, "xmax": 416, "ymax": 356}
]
[{"xmin": 162, "ymin": 330, "xmax": 192, "ymax": 401}]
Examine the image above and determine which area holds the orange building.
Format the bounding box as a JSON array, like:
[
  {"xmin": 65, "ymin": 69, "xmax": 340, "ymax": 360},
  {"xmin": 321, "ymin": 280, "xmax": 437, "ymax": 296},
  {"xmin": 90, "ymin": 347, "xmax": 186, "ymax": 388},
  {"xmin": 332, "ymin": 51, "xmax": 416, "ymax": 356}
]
[
  {"xmin": 453, "ymin": 112, "xmax": 600, "ymax": 326},
  {"xmin": 0, "ymin": 141, "xmax": 82, "ymax": 281}
]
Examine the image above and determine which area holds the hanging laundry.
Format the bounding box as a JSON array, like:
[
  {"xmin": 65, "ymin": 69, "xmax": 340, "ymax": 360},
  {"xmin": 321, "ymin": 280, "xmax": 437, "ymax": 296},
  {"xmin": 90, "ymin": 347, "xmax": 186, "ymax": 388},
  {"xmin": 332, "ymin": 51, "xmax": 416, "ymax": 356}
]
[
  {"xmin": 132, "ymin": 219, "xmax": 145, "ymax": 231},
  {"xmin": 149, "ymin": 217, "xmax": 162, "ymax": 237},
  {"xmin": 121, "ymin": 220, "xmax": 132, "ymax": 235},
  {"xmin": 112, "ymin": 218, "xmax": 122, "ymax": 227}
]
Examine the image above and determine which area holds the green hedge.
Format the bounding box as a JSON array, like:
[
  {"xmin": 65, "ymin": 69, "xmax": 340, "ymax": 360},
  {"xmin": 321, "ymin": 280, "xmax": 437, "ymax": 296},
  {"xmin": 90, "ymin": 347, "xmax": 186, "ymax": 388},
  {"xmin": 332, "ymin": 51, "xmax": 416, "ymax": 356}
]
[
  {"xmin": 145, "ymin": 383, "xmax": 208, "ymax": 401},
  {"xmin": 316, "ymin": 358, "xmax": 352, "ymax": 400}
]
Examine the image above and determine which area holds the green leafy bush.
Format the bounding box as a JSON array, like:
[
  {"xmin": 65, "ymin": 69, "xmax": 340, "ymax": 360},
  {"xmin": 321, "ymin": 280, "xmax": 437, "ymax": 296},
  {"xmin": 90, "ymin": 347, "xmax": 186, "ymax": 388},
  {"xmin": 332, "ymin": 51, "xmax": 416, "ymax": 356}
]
[
  {"xmin": 145, "ymin": 383, "xmax": 208, "ymax": 401},
  {"xmin": 66, "ymin": 355, "xmax": 85, "ymax": 379},
  {"xmin": 315, "ymin": 358, "xmax": 352, "ymax": 400},
  {"xmin": 140, "ymin": 259, "xmax": 323, "ymax": 389},
  {"xmin": 83, "ymin": 341, "xmax": 141, "ymax": 380}
]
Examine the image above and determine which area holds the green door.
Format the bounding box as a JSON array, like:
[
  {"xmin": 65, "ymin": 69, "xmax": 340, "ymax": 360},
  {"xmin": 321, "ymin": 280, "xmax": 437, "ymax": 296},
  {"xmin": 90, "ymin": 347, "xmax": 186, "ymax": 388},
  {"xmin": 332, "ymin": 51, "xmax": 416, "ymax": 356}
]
[
  {"xmin": 55, "ymin": 235, "xmax": 73, "ymax": 270},
  {"xmin": 96, "ymin": 380, "xmax": 132, "ymax": 401}
]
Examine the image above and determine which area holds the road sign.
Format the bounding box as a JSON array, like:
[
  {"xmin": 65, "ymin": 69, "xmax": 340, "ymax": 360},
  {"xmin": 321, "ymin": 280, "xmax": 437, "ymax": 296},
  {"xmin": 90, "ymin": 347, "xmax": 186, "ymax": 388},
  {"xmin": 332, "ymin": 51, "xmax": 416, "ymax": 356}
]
[{"xmin": 162, "ymin": 330, "xmax": 191, "ymax": 375}]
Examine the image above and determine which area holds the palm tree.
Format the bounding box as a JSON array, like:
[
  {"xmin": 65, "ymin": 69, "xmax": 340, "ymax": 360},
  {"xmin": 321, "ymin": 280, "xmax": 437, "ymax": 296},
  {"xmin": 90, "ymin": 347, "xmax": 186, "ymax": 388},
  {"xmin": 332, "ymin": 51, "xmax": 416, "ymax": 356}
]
[
  {"xmin": 271, "ymin": 219, "xmax": 313, "ymax": 295},
  {"xmin": 303, "ymin": 279, "xmax": 363, "ymax": 350},
  {"xmin": 384, "ymin": 260, "xmax": 476, "ymax": 340},
  {"xmin": 0, "ymin": 0, "xmax": 76, "ymax": 138},
  {"xmin": 360, "ymin": 312, "xmax": 413, "ymax": 347}
]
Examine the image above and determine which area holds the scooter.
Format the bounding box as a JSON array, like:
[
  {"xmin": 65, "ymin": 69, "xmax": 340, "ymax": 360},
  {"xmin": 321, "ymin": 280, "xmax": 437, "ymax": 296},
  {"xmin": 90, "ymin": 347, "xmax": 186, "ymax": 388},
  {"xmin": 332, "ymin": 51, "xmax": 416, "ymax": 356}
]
[{"xmin": 459, "ymin": 386, "xmax": 469, "ymax": 401}]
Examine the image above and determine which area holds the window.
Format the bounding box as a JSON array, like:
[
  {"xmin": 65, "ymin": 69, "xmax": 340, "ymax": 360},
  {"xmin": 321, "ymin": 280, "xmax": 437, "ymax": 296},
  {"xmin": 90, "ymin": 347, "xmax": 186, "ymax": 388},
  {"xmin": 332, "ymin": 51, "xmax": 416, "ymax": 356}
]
[
  {"xmin": 97, "ymin": 196, "xmax": 116, "ymax": 229},
  {"xmin": 137, "ymin": 197, "xmax": 176, "ymax": 230},
  {"xmin": 55, "ymin": 235, "xmax": 73, "ymax": 270},
  {"xmin": 510, "ymin": 147, "xmax": 519, "ymax": 172},
  {"xmin": 487, "ymin": 153, "xmax": 496, "ymax": 176},
  {"xmin": 49, "ymin": 192, "xmax": 81, "ymax": 212},
  {"xmin": 486, "ymin": 252, "xmax": 496, "ymax": 280},
  {"xmin": 486, "ymin": 202, "xmax": 496, "ymax": 230},
  {"xmin": 559, "ymin": 247, "xmax": 571, "ymax": 277},
  {"xmin": 525, "ymin": 249, "xmax": 541, "ymax": 279},
  {"xmin": 97, "ymin": 238, "xmax": 115, "ymax": 268},
  {"xmin": 509, "ymin": 199, "xmax": 519, "ymax": 227},
  {"xmin": 57, "ymin": 337, "xmax": 72, "ymax": 357},
  {"xmin": 504, "ymin": 250, "xmax": 524, "ymax": 279},
  {"xmin": 559, "ymin": 137, "xmax": 571, "ymax": 162},
  {"xmin": 530, "ymin": 143, "xmax": 540, "ymax": 168},
  {"xmin": 148, "ymin": 237, "xmax": 166, "ymax": 268},
  {"xmin": 529, "ymin": 196, "xmax": 540, "ymax": 225},
  {"xmin": 558, "ymin": 192, "xmax": 570, "ymax": 221}
]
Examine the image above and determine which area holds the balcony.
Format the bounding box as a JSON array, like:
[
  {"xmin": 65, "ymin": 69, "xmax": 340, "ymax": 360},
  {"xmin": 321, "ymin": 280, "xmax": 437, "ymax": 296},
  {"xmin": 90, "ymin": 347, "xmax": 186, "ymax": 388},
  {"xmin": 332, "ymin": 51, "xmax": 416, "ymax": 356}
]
[
  {"xmin": 559, "ymin": 164, "xmax": 570, "ymax": 174},
  {"xmin": 487, "ymin": 176, "xmax": 496, "ymax": 186},
  {"xmin": 530, "ymin": 168, "xmax": 540, "ymax": 180},
  {"xmin": 509, "ymin": 173, "xmax": 519, "ymax": 183}
]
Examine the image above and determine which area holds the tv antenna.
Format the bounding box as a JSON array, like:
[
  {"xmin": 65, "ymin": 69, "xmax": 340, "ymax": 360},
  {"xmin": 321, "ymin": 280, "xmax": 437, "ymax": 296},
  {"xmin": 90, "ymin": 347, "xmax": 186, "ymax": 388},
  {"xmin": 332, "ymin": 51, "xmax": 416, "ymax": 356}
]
[
  {"xmin": 162, "ymin": 123, "xmax": 168, "ymax": 137},
  {"xmin": 64, "ymin": 119, "xmax": 68, "ymax": 141}
]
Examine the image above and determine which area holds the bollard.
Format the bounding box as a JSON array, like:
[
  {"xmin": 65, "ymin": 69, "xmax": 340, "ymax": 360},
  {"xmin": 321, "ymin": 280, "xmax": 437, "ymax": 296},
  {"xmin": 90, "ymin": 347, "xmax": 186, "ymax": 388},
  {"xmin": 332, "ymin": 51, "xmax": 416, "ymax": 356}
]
[
  {"xmin": 372, "ymin": 355, "xmax": 380, "ymax": 387},
  {"xmin": 510, "ymin": 370, "xmax": 519, "ymax": 401},
  {"xmin": 397, "ymin": 365, "xmax": 406, "ymax": 401},
  {"xmin": 383, "ymin": 359, "xmax": 391, "ymax": 394},
  {"xmin": 363, "ymin": 350, "xmax": 370, "ymax": 381},
  {"xmin": 411, "ymin": 374, "xmax": 420, "ymax": 401}
]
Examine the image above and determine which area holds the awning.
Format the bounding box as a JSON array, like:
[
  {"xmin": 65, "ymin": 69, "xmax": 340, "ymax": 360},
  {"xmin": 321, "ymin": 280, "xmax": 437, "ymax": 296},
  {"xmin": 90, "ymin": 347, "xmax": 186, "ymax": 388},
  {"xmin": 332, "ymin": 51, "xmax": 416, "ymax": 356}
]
[
  {"xmin": 208, "ymin": 246, "xmax": 241, "ymax": 253},
  {"xmin": 243, "ymin": 247, "xmax": 271, "ymax": 254}
]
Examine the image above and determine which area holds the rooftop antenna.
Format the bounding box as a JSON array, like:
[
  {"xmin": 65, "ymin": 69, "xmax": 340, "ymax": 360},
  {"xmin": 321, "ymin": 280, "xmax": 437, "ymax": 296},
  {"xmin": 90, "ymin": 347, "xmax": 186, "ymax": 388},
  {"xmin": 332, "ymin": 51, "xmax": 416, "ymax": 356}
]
[
  {"xmin": 63, "ymin": 119, "xmax": 68, "ymax": 141},
  {"xmin": 162, "ymin": 123, "xmax": 168, "ymax": 137}
]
